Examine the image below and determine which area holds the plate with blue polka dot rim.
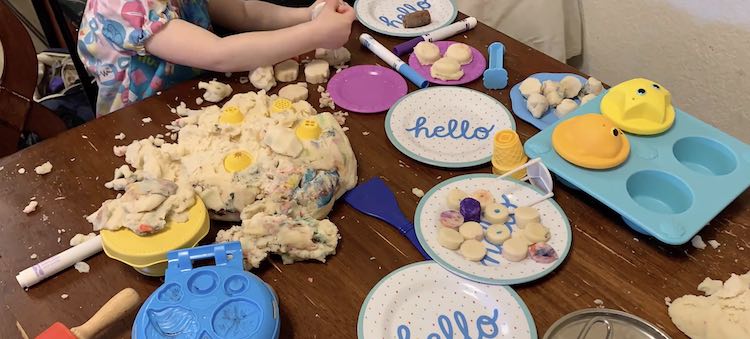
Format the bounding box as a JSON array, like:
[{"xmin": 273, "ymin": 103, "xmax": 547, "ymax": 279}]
[
  {"xmin": 354, "ymin": 0, "xmax": 458, "ymax": 38},
  {"xmin": 385, "ymin": 87, "xmax": 515, "ymax": 168},
  {"xmin": 358, "ymin": 261, "xmax": 537, "ymax": 339},
  {"xmin": 415, "ymin": 173, "xmax": 572, "ymax": 285}
]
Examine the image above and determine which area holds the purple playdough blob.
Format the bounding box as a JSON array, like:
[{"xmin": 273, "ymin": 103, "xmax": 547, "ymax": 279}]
[
  {"xmin": 459, "ymin": 198, "xmax": 481, "ymax": 222},
  {"xmin": 326, "ymin": 65, "xmax": 408, "ymax": 113},
  {"xmin": 528, "ymin": 243, "xmax": 558, "ymax": 264}
]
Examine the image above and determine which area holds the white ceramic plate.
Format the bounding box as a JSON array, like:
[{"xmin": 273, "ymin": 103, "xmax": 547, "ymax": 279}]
[
  {"xmin": 358, "ymin": 261, "xmax": 537, "ymax": 339},
  {"xmin": 385, "ymin": 87, "xmax": 515, "ymax": 168},
  {"xmin": 354, "ymin": 0, "xmax": 458, "ymax": 37},
  {"xmin": 415, "ymin": 174, "xmax": 572, "ymax": 285}
]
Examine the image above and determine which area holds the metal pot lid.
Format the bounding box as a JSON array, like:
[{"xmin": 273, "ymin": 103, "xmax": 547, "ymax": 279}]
[{"xmin": 544, "ymin": 308, "xmax": 671, "ymax": 339}]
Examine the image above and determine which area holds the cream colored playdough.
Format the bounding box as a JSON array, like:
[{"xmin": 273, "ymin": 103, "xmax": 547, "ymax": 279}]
[
  {"xmin": 198, "ymin": 80, "xmax": 232, "ymax": 102},
  {"xmin": 315, "ymin": 47, "xmax": 351, "ymax": 66},
  {"xmin": 502, "ymin": 236, "xmax": 528, "ymax": 262},
  {"xmin": 471, "ymin": 189, "xmax": 495, "ymax": 211},
  {"xmin": 555, "ymin": 98, "xmax": 578, "ymax": 118},
  {"xmin": 250, "ymin": 66, "xmax": 276, "ymax": 92},
  {"xmin": 444, "ymin": 43, "xmax": 473, "ymax": 65},
  {"xmin": 430, "ymin": 57, "xmax": 463, "ymax": 81},
  {"xmin": 514, "ymin": 206, "xmax": 540, "ymax": 228},
  {"xmin": 526, "ymin": 93, "xmax": 549, "ymax": 119},
  {"xmin": 485, "ymin": 224, "xmax": 511, "ymax": 245},
  {"xmin": 304, "ymin": 59, "xmax": 330, "ymax": 84},
  {"xmin": 460, "ymin": 239, "xmax": 486, "ymax": 261},
  {"xmin": 446, "ymin": 188, "xmax": 468, "ymax": 210},
  {"xmin": 278, "ymin": 82, "xmax": 309, "ymax": 102},
  {"xmin": 459, "ymin": 221, "xmax": 484, "ymax": 241},
  {"xmin": 484, "ymin": 204, "xmax": 509, "ymax": 224},
  {"xmin": 274, "ymin": 59, "xmax": 299, "ymax": 82},
  {"xmin": 519, "ymin": 77, "xmax": 542, "ymax": 98},
  {"xmin": 559, "ymin": 75, "xmax": 583, "ymax": 99},
  {"xmin": 438, "ymin": 227, "xmax": 464, "ymax": 250},
  {"xmin": 668, "ymin": 271, "xmax": 750, "ymax": 339},
  {"xmin": 522, "ymin": 222, "xmax": 551, "ymax": 243},
  {"xmin": 413, "ymin": 41, "xmax": 440, "ymax": 66}
]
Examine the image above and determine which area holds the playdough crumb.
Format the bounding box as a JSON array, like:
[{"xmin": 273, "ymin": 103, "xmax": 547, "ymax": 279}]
[
  {"xmin": 691, "ymin": 235, "xmax": 707, "ymax": 249},
  {"xmin": 74, "ymin": 262, "xmax": 90, "ymax": 273},
  {"xmin": 239, "ymin": 76, "xmax": 249, "ymax": 84},
  {"xmin": 142, "ymin": 117, "xmax": 152, "ymax": 123},
  {"xmin": 70, "ymin": 232, "xmax": 96, "ymax": 247},
  {"xmin": 23, "ymin": 201, "xmax": 38, "ymax": 214},
  {"xmin": 317, "ymin": 85, "xmax": 325, "ymax": 93},
  {"xmin": 57, "ymin": 237, "xmax": 61, "ymax": 243},
  {"xmin": 707, "ymin": 240, "xmax": 721, "ymax": 249},
  {"xmin": 42, "ymin": 214, "xmax": 49, "ymax": 222},
  {"xmin": 18, "ymin": 168, "xmax": 26, "ymax": 174},
  {"xmin": 664, "ymin": 296, "xmax": 672, "ymax": 306},
  {"xmin": 114, "ymin": 133, "xmax": 126, "ymax": 140},
  {"xmin": 195, "ymin": 97, "xmax": 204, "ymax": 105},
  {"xmin": 30, "ymin": 253, "xmax": 38, "ymax": 259},
  {"xmin": 412, "ymin": 188, "xmax": 425, "ymax": 198},
  {"xmin": 34, "ymin": 161, "xmax": 53, "ymax": 175},
  {"xmin": 307, "ymin": 277, "xmax": 313, "ymax": 283},
  {"xmin": 593, "ymin": 299, "xmax": 604, "ymax": 307},
  {"xmin": 369, "ymin": 256, "xmax": 376, "ymax": 261},
  {"xmin": 61, "ymin": 294, "xmax": 69, "ymax": 299},
  {"xmin": 225, "ymin": 72, "xmax": 232, "ymax": 78}
]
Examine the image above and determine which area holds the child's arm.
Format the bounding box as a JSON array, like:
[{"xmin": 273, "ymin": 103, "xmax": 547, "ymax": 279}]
[
  {"xmin": 208, "ymin": 0, "xmax": 313, "ymax": 32},
  {"xmin": 144, "ymin": 0, "xmax": 354, "ymax": 72}
]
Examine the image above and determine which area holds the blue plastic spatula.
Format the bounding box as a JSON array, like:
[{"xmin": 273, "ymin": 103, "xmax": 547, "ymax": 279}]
[{"xmin": 343, "ymin": 178, "xmax": 431, "ymax": 260}]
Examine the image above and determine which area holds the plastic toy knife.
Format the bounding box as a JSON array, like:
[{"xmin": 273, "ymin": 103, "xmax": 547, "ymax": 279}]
[{"xmin": 343, "ymin": 177, "xmax": 431, "ymax": 260}]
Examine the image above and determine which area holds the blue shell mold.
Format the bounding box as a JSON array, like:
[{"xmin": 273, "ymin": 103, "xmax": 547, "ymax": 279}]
[{"xmin": 133, "ymin": 242, "xmax": 280, "ymax": 339}]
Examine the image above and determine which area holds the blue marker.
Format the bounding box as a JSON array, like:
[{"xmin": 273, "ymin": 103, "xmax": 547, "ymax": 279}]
[{"xmin": 359, "ymin": 33, "xmax": 429, "ymax": 89}]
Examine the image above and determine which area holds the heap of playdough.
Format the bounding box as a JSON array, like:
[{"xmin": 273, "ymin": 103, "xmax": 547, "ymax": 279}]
[
  {"xmin": 519, "ymin": 76, "xmax": 602, "ymax": 119},
  {"xmin": 668, "ymin": 271, "xmax": 750, "ymax": 339},
  {"xmin": 92, "ymin": 83, "xmax": 357, "ymax": 268}
]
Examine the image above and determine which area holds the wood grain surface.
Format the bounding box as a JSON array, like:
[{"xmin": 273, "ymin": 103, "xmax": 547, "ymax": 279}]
[{"xmin": 1, "ymin": 14, "xmax": 748, "ymax": 339}]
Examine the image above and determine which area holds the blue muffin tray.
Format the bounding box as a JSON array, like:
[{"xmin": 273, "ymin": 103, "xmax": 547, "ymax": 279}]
[
  {"xmin": 133, "ymin": 242, "xmax": 280, "ymax": 339},
  {"xmin": 525, "ymin": 92, "xmax": 750, "ymax": 245},
  {"xmin": 510, "ymin": 73, "xmax": 587, "ymax": 130}
]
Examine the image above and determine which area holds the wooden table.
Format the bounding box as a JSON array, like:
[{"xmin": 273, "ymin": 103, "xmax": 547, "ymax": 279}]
[{"xmin": 2, "ymin": 16, "xmax": 748, "ymax": 339}]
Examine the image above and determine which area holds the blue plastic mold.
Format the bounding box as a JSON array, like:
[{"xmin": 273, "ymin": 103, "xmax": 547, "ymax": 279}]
[
  {"xmin": 510, "ymin": 73, "xmax": 587, "ymax": 131},
  {"xmin": 133, "ymin": 242, "xmax": 280, "ymax": 339},
  {"xmin": 524, "ymin": 91, "xmax": 750, "ymax": 245}
]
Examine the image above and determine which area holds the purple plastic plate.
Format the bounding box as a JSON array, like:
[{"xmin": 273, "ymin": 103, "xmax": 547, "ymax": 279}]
[
  {"xmin": 407, "ymin": 41, "xmax": 487, "ymax": 86},
  {"xmin": 327, "ymin": 65, "xmax": 408, "ymax": 113}
]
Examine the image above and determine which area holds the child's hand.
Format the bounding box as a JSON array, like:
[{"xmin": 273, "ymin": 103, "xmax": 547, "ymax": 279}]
[{"xmin": 312, "ymin": 0, "xmax": 356, "ymax": 49}]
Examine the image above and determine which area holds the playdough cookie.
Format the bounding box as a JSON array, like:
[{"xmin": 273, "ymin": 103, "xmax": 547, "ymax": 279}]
[
  {"xmin": 483, "ymin": 204, "xmax": 509, "ymax": 224},
  {"xmin": 485, "ymin": 224, "xmax": 511, "ymax": 245},
  {"xmin": 502, "ymin": 237, "xmax": 528, "ymax": 262},
  {"xmin": 528, "ymin": 243, "xmax": 558, "ymax": 263},
  {"xmin": 460, "ymin": 239, "xmax": 487, "ymax": 261},
  {"xmin": 459, "ymin": 198, "xmax": 482, "ymax": 222},
  {"xmin": 414, "ymin": 41, "xmax": 441, "ymax": 66},
  {"xmin": 459, "ymin": 222, "xmax": 484, "ymax": 241},
  {"xmin": 444, "ymin": 43, "xmax": 473, "ymax": 65},
  {"xmin": 279, "ymin": 83, "xmax": 309, "ymax": 102},
  {"xmin": 274, "ymin": 59, "xmax": 299, "ymax": 82},
  {"xmin": 250, "ymin": 66, "xmax": 276, "ymax": 92},
  {"xmin": 439, "ymin": 210, "xmax": 464, "ymax": 228},
  {"xmin": 438, "ymin": 227, "xmax": 464, "ymax": 250},
  {"xmin": 304, "ymin": 59, "xmax": 330, "ymax": 84},
  {"xmin": 522, "ymin": 222, "xmax": 551, "ymax": 243},
  {"xmin": 514, "ymin": 206, "xmax": 540, "ymax": 228},
  {"xmin": 446, "ymin": 188, "xmax": 468, "ymax": 210},
  {"xmin": 430, "ymin": 57, "xmax": 464, "ymax": 81},
  {"xmin": 471, "ymin": 189, "xmax": 495, "ymax": 211}
]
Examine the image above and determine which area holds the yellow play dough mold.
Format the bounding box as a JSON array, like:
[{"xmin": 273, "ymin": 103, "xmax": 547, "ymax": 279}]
[
  {"xmin": 601, "ymin": 78, "xmax": 675, "ymax": 135},
  {"xmin": 100, "ymin": 196, "xmax": 209, "ymax": 276},
  {"xmin": 295, "ymin": 118, "xmax": 322, "ymax": 140},
  {"xmin": 552, "ymin": 113, "xmax": 630, "ymax": 169},
  {"xmin": 223, "ymin": 150, "xmax": 253, "ymax": 173},
  {"xmin": 270, "ymin": 98, "xmax": 293, "ymax": 114},
  {"xmin": 219, "ymin": 106, "xmax": 244, "ymax": 124}
]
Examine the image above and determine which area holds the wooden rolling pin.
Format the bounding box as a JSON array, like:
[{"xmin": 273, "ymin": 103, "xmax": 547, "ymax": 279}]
[{"xmin": 35, "ymin": 288, "xmax": 140, "ymax": 339}]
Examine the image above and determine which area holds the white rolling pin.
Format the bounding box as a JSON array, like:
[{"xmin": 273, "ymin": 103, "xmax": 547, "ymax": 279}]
[
  {"xmin": 16, "ymin": 235, "xmax": 103, "ymax": 288},
  {"xmin": 392, "ymin": 17, "xmax": 478, "ymax": 55}
]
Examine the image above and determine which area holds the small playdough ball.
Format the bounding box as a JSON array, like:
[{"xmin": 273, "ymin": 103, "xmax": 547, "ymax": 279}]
[
  {"xmin": 583, "ymin": 77, "xmax": 603, "ymax": 96},
  {"xmin": 555, "ymin": 98, "xmax": 578, "ymax": 118},
  {"xmin": 528, "ymin": 242, "xmax": 558, "ymax": 263},
  {"xmin": 514, "ymin": 206, "xmax": 540, "ymax": 228},
  {"xmin": 483, "ymin": 204, "xmax": 509, "ymax": 224},
  {"xmin": 439, "ymin": 210, "xmax": 464, "ymax": 228},
  {"xmin": 444, "ymin": 43, "xmax": 473, "ymax": 65},
  {"xmin": 522, "ymin": 222, "xmax": 551, "ymax": 243},
  {"xmin": 485, "ymin": 224, "xmax": 511, "ymax": 245},
  {"xmin": 274, "ymin": 59, "xmax": 299, "ymax": 82},
  {"xmin": 501, "ymin": 236, "xmax": 528, "ymax": 262},
  {"xmin": 520, "ymin": 77, "xmax": 542, "ymax": 98},
  {"xmin": 460, "ymin": 239, "xmax": 487, "ymax": 261},
  {"xmin": 304, "ymin": 59, "xmax": 330, "ymax": 84},
  {"xmin": 403, "ymin": 10, "xmax": 431, "ymax": 28},
  {"xmin": 430, "ymin": 57, "xmax": 464, "ymax": 81},
  {"xmin": 459, "ymin": 221, "xmax": 484, "ymax": 241},
  {"xmin": 471, "ymin": 189, "xmax": 495, "ymax": 211},
  {"xmin": 459, "ymin": 198, "xmax": 482, "ymax": 222},
  {"xmin": 527, "ymin": 93, "xmax": 549, "ymax": 119},
  {"xmin": 438, "ymin": 227, "xmax": 464, "ymax": 250},
  {"xmin": 446, "ymin": 188, "xmax": 468, "ymax": 210},
  {"xmin": 414, "ymin": 41, "xmax": 441, "ymax": 66},
  {"xmin": 560, "ymin": 75, "xmax": 583, "ymax": 99}
]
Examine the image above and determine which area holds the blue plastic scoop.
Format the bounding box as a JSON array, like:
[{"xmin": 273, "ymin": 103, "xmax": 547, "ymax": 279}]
[{"xmin": 343, "ymin": 178, "xmax": 431, "ymax": 260}]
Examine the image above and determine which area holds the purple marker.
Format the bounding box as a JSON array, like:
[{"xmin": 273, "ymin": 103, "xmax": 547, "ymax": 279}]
[{"xmin": 393, "ymin": 17, "xmax": 478, "ymax": 56}]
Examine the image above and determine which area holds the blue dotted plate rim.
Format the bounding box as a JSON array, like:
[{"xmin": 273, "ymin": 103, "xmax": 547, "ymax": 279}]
[
  {"xmin": 353, "ymin": 0, "xmax": 458, "ymax": 38},
  {"xmin": 385, "ymin": 87, "xmax": 516, "ymax": 168},
  {"xmin": 356, "ymin": 261, "xmax": 538, "ymax": 339},
  {"xmin": 414, "ymin": 173, "xmax": 573, "ymax": 285}
]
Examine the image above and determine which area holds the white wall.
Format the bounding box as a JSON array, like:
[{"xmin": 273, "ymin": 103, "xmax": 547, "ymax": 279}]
[{"xmin": 576, "ymin": 0, "xmax": 750, "ymax": 143}]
